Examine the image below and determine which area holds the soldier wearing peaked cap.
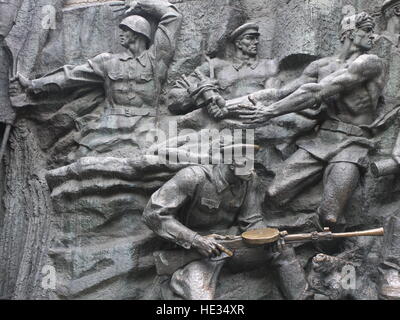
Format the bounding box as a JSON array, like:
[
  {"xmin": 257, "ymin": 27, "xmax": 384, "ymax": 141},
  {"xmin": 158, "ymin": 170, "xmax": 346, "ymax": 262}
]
[
  {"xmin": 143, "ymin": 144, "xmax": 311, "ymax": 300},
  {"xmin": 229, "ymin": 22, "xmax": 260, "ymax": 41},
  {"xmin": 167, "ymin": 22, "xmax": 280, "ymax": 120}
]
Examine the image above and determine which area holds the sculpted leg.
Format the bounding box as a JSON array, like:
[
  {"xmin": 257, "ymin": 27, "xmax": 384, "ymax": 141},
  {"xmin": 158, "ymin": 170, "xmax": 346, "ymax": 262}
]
[
  {"xmin": 379, "ymin": 215, "xmax": 400, "ymax": 300},
  {"xmin": 271, "ymin": 246, "xmax": 311, "ymax": 300},
  {"xmin": 268, "ymin": 149, "xmax": 324, "ymax": 205},
  {"xmin": 170, "ymin": 258, "xmax": 227, "ymax": 300},
  {"xmin": 318, "ymin": 162, "xmax": 360, "ymax": 228}
]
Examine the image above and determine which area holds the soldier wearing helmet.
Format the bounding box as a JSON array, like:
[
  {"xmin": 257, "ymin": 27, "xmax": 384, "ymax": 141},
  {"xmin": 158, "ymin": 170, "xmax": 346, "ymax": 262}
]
[
  {"xmin": 119, "ymin": 15, "xmax": 152, "ymax": 49},
  {"xmin": 9, "ymin": 0, "xmax": 182, "ymax": 160}
]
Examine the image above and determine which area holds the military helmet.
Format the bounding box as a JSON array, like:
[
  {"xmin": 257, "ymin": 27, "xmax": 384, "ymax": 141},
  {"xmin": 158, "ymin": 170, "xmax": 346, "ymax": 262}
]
[{"xmin": 119, "ymin": 15, "xmax": 151, "ymax": 42}]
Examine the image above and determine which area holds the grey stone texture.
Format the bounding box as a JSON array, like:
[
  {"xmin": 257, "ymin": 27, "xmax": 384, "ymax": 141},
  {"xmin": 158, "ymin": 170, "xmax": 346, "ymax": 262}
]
[{"xmin": 1, "ymin": 0, "xmax": 400, "ymax": 300}]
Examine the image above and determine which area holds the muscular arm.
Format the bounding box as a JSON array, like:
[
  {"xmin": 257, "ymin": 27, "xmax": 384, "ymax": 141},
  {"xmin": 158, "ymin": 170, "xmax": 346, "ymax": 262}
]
[
  {"xmin": 276, "ymin": 59, "xmax": 320, "ymax": 99},
  {"xmin": 264, "ymin": 54, "xmax": 383, "ymax": 118},
  {"xmin": 247, "ymin": 59, "xmax": 318, "ymax": 105},
  {"xmin": 142, "ymin": 167, "xmax": 203, "ymax": 249}
]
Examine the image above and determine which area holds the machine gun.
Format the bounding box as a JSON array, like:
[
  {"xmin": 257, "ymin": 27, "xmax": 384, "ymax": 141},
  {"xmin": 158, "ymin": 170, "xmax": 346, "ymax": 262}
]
[
  {"xmin": 153, "ymin": 227, "xmax": 384, "ymax": 275},
  {"xmin": 241, "ymin": 226, "xmax": 384, "ymax": 245}
]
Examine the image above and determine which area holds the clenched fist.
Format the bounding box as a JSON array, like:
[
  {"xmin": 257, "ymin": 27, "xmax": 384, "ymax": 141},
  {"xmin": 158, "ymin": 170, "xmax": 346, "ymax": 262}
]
[{"xmin": 9, "ymin": 73, "xmax": 33, "ymax": 97}]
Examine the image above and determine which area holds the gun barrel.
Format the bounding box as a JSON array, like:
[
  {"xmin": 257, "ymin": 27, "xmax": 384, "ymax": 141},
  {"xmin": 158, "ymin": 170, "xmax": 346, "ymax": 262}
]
[
  {"xmin": 283, "ymin": 227, "xmax": 384, "ymax": 243},
  {"xmin": 331, "ymin": 227, "xmax": 384, "ymax": 238},
  {"xmin": 283, "ymin": 233, "xmax": 319, "ymax": 242}
]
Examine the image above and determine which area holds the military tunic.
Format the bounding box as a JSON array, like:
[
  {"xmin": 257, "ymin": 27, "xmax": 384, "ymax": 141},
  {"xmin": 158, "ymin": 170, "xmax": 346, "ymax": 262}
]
[
  {"xmin": 168, "ymin": 56, "xmax": 279, "ymax": 114},
  {"xmin": 30, "ymin": 4, "xmax": 182, "ymax": 159},
  {"xmin": 143, "ymin": 164, "xmax": 310, "ymax": 300},
  {"xmin": 143, "ymin": 164, "xmax": 265, "ymax": 250}
]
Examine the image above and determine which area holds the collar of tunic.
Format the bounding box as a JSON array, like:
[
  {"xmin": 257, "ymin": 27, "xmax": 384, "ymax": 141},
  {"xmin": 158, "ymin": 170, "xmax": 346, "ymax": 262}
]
[
  {"xmin": 212, "ymin": 165, "xmax": 230, "ymax": 193},
  {"xmin": 232, "ymin": 56, "xmax": 260, "ymax": 71},
  {"xmin": 118, "ymin": 51, "xmax": 148, "ymax": 67},
  {"xmin": 211, "ymin": 165, "xmax": 247, "ymax": 194}
]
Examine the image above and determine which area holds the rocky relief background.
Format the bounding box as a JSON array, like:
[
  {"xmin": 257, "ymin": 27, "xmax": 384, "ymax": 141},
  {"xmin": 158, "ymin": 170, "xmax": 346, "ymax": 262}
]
[{"xmin": 0, "ymin": 0, "xmax": 399, "ymax": 300}]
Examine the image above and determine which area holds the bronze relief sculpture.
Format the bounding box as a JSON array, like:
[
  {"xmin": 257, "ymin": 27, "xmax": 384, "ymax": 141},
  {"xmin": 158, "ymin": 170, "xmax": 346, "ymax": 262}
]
[{"xmin": 1, "ymin": 0, "xmax": 400, "ymax": 300}]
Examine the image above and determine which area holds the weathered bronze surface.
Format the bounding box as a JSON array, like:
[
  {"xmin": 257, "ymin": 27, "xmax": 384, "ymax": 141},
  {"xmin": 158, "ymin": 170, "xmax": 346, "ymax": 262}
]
[{"xmin": 1, "ymin": 0, "xmax": 400, "ymax": 301}]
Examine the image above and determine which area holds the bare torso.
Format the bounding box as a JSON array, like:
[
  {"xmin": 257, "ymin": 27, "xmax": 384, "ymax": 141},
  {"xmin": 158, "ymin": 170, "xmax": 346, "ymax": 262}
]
[{"xmin": 316, "ymin": 55, "xmax": 384, "ymax": 126}]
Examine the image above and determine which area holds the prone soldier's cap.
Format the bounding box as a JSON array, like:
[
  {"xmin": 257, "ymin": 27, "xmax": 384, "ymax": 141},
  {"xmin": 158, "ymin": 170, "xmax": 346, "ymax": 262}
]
[
  {"xmin": 218, "ymin": 144, "xmax": 260, "ymax": 163},
  {"xmin": 230, "ymin": 23, "xmax": 260, "ymax": 41},
  {"xmin": 382, "ymin": 0, "xmax": 400, "ymax": 13},
  {"xmin": 119, "ymin": 15, "xmax": 152, "ymax": 42}
]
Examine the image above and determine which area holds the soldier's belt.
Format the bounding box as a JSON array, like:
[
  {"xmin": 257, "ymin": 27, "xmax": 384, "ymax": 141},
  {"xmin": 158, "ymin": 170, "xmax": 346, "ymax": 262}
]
[
  {"xmin": 321, "ymin": 119, "xmax": 372, "ymax": 138},
  {"xmin": 105, "ymin": 107, "xmax": 156, "ymax": 117}
]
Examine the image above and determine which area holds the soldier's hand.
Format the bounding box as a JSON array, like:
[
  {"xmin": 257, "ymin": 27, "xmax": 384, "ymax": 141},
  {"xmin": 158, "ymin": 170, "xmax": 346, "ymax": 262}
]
[
  {"xmin": 227, "ymin": 102, "xmax": 275, "ymax": 124},
  {"xmin": 207, "ymin": 103, "xmax": 224, "ymax": 120},
  {"xmin": 9, "ymin": 73, "xmax": 32, "ymax": 97},
  {"xmin": 271, "ymin": 237, "xmax": 286, "ymax": 253},
  {"xmin": 111, "ymin": 0, "xmax": 169, "ymax": 16},
  {"xmin": 206, "ymin": 234, "xmax": 240, "ymax": 241},
  {"xmin": 192, "ymin": 234, "xmax": 227, "ymax": 258},
  {"xmin": 110, "ymin": 1, "xmax": 138, "ymax": 15},
  {"xmin": 241, "ymin": 103, "xmax": 276, "ymax": 125},
  {"xmin": 206, "ymin": 95, "xmax": 227, "ymax": 120}
]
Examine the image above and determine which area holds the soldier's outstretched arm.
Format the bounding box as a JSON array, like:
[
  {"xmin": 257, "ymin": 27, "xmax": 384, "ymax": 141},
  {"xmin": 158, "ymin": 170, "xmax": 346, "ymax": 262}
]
[
  {"xmin": 228, "ymin": 58, "xmax": 320, "ymax": 117},
  {"xmin": 9, "ymin": 53, "xmax": 108, "ymax": 95},
  {"xmin": 275, "ymin": 59, "xmax": 320, "ymax": 99},
  {"xmin": 242, "ymin": 54, "xmax": 383, "ymax": 124}
]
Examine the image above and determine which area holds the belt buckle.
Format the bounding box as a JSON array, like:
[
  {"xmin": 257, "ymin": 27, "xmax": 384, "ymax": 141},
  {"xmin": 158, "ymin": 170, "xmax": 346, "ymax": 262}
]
[{"xmin": 125, "ymin": 108, "xmax": 131, "ymax": 117}]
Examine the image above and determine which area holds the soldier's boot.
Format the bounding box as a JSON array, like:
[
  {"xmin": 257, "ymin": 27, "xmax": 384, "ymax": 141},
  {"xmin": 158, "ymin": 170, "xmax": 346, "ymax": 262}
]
[
  {"xmin": 379, "ymin": 268, "xmax": 400, "ymax": 300},
  {"xmin": 272, "ymin": 246, "xmax": 313, "ymax": 300},
  {"xmin": 170, "ymin": 255, "xmax": 228, "ymax": 300},
  {"xmin": 378, "ymin": 215, "xmax": 400, "ymax": 300}
]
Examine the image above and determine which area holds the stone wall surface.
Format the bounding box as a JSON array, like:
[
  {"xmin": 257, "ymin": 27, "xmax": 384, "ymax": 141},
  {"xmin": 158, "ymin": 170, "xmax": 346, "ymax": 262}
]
[{"xmin": 0, "ymin": 0, "xmax": 399, "ymax": 300}]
